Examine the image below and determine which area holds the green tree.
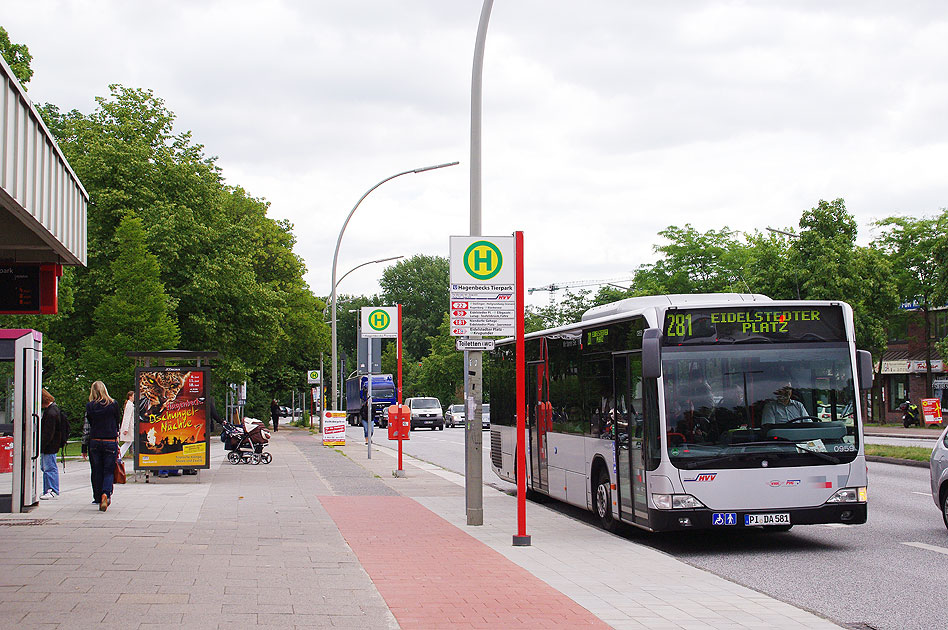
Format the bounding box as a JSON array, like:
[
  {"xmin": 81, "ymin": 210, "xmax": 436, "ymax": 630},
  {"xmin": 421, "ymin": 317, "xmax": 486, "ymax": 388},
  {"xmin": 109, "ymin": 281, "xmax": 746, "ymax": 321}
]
[
  {"xmin": 34, "ymin": 85, "xmax": 326, "ymax": 419},
  {"xmin": 378, "ymin": 255, "xmax": 449, "ymax": 357},
  {"xmin": 414, "ymin": 314, "xmax": 465, "ymax": 405},
  {"xmin": 0, "ymin": 26, "xmax": 33, "ymax": 87},
  {"xmin": 632, "ymin": 224, "xmax": 744, "ymax": 295},
  {"xmin": 80, "ymin": 215, "xmax": 180, "ymax": 396},
  {"xmin": 874, "ymin": 214, "xmax": 944, "ymax": 397}
]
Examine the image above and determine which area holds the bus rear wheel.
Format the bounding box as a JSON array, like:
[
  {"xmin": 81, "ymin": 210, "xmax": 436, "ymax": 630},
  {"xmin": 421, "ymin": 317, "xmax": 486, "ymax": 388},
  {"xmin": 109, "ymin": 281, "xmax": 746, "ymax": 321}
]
[{"xmin": 595, "ymin": 468, "xmax": 621, "ymax": 533}]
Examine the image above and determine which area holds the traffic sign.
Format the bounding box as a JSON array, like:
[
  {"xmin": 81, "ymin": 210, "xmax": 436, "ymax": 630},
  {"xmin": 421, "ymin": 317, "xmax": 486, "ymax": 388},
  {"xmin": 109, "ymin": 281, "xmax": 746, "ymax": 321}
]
[
  {"xmin": 456, "ymin": 339, "xmax": 495, "ymax": 351},
  {"xmin": 361, "ymin": 306, "xmax": 398, "ymax": 338},
  {"xmin": 307, "ymin": 369, "xmax": 320, "ymax": 384},
  {"xmin": 449, "ymin": 236, "xmax": 517, "ymax": 337}
]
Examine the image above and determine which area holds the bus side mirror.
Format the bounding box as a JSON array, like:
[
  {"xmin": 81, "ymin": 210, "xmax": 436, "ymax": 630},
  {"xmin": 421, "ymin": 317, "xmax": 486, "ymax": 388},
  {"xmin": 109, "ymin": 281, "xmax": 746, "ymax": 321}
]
[
  {"xmin": 642, "ymin": 328, "xmax": 662, "ymax": 379},
  {"xmin": 856, "ymin": 350, "xmax": 873, "ymax": 391}
]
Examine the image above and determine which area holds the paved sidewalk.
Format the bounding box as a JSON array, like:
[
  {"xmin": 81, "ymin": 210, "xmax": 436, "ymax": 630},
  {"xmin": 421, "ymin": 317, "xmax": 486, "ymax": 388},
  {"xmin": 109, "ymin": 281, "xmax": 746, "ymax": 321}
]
[{"xmin": 0, "ymin": 428, "xmax": 844, "ymax": 629}]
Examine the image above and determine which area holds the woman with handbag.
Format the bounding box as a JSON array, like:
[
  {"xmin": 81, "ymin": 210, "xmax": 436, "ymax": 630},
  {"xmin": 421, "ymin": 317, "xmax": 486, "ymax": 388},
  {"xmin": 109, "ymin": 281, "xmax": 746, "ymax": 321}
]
[{"xmin": 80, "ymin": 381, "xmax": 122, "ymax": 512}]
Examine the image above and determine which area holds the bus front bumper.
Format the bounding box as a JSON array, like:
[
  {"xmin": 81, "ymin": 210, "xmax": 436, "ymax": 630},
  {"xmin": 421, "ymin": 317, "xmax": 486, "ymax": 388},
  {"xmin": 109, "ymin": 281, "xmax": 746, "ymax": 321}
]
[{"xmin": 646, "ymin": 503, "xmax": 867, "ymax": 531}]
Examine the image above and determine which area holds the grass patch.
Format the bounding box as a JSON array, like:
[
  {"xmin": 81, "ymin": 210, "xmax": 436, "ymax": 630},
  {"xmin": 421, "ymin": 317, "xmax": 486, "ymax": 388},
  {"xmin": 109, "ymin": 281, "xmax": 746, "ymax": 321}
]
[{"xmin": 865, "ymin": 444, "xmax": 932, "ymax": 462}]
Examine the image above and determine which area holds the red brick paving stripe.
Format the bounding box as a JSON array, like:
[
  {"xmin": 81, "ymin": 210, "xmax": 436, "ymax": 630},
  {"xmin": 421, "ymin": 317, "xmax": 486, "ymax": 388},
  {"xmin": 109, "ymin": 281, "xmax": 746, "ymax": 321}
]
[{"xmin": 319, "ymin": 496, "xmax": 611, "ymax": 629}]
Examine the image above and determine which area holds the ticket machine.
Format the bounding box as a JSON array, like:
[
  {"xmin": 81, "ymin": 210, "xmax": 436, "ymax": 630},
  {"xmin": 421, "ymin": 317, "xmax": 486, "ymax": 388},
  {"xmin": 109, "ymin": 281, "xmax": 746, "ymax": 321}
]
[{"xmin": 0, "ymin": 330, "xmax": 43, "ymax": 513}]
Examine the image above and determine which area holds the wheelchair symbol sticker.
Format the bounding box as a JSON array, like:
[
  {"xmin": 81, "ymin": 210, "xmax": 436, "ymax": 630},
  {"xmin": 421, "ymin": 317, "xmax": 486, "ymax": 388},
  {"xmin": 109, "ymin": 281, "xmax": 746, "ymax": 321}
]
[{"xmin": 712, "ymin": 512, "xmax": 737, "ymax": 526}]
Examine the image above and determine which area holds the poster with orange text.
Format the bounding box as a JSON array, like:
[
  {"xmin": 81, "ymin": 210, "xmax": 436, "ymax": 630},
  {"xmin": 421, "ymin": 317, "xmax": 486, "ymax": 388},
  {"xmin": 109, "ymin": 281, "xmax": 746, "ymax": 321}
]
[{"xmin": 135, "ymin": 368, "xmax": 210, "ymax": 469}]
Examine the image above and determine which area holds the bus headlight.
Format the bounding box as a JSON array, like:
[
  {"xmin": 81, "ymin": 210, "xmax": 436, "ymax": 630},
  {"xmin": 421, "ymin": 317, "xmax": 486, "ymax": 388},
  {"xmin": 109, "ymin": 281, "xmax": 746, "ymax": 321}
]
[
  {"xmin": 826, "ymin": 487, "xmax": 867, "ymax": 503},
  {"xmin": 652, "ymin": 494, "xmax": 705, "ymax": 510}
]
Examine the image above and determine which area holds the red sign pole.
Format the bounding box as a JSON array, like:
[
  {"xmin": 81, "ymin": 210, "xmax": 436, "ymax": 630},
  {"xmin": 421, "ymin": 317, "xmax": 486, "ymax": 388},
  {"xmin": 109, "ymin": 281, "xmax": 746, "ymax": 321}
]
[
  {"xmin": 396, "ymin": 303, "xmax": 404, "ymax": 475},
  {"xmin": 513, "ymin": 230, "xmax": 530, "ymax": 546}
]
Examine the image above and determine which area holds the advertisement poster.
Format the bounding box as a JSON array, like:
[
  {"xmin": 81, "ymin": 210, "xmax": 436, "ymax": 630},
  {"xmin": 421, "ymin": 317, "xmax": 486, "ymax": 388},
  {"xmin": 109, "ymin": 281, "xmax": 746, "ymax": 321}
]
[
  {"xmin": 136, "ymin": 368, "xmax": 210, "ymax": 469},
  {"xmin": 323, "ymin": 410, "xmax": 346, "ymax": 446},
  {"xmin": 922, "ymin": 398, "xmax": 943, "ymax": 425}
]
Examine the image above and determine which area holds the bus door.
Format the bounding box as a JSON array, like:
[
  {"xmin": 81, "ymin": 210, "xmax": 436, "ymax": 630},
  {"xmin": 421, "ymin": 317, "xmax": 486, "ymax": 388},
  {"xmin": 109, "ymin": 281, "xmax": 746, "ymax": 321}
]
[
  {"xmin": 527, "ymin": 344, "xmax": 550, "ymax": 492},
  {"xmin": 614, "ymin": 353, "xmax": 647, "ymax": 525}
]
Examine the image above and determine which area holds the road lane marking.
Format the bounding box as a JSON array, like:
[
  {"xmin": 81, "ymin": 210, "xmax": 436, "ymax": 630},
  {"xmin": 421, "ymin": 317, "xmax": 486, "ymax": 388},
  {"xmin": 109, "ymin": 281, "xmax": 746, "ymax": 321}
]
[
  {"xmin": 902, "ymin": 542, "xmax": 948, "ymax": 556},
  {"xmin": 912, "ymin": 491, "xmax": 929, "ymax": 496}
]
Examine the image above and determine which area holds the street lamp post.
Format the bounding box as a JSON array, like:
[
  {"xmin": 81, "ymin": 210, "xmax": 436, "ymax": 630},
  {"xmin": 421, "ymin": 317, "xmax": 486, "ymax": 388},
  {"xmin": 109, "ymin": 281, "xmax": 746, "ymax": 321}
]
[
  {"xmin": 322, "ymin": 255, "xmax": 404, "ymax": 413},
  {"xmin": 330, "ymin": 162, "xmax": 458, "ymax": 409}
]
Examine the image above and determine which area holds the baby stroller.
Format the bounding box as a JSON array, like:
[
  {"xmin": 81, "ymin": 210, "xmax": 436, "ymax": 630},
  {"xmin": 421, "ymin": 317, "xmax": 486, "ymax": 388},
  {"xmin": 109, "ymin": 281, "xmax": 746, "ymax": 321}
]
[{"xmin": 221, "ymin": 417, "xmax": 272, "ymax": 465}]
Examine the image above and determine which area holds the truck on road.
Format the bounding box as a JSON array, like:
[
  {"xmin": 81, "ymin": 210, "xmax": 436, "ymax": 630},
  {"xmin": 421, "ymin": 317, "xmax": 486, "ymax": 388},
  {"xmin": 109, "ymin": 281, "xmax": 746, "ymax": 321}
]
[{"xmin": 346, "ymin": 374, "xmax": 397, "ymax": 428}]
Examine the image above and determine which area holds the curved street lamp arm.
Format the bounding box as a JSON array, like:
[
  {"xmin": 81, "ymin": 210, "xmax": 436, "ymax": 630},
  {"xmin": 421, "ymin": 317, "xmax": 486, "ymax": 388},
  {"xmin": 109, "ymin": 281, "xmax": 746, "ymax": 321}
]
[{"xmin": 330, "ymin": 161, "xmax": 458, "ymax": 407}]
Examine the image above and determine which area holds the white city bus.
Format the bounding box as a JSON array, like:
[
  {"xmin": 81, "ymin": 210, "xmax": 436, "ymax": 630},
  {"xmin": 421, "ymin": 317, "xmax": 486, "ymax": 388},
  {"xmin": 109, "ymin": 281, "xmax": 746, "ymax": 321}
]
[{"xmin": 488, "ymin": 294, "xmax": 872, "ymax": 532}]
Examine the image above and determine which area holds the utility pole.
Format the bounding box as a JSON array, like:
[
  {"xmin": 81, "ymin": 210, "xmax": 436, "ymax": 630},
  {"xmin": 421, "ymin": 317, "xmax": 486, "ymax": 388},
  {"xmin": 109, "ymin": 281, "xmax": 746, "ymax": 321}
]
[{"xmin": 465, "ymin": 0, "xmax": 493, "ymax": 527}]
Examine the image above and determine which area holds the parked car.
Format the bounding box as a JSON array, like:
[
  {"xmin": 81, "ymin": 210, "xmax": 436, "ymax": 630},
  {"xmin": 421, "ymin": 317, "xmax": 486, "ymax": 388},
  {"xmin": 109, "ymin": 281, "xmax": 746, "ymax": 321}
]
[
  {"xmin": 405, "ymin": 397, "xmax": 444, "ymax": 430},
  {"xmin": 445, "ymin": 404, "xmax": 465, "ymax": 428},
  {"xmin": 482, "ymin": 403, "xmax": 490, "ymax": 429},
  {"xmin": 930, "ymin": 425, "xmax": 948, "ymax": 530}
]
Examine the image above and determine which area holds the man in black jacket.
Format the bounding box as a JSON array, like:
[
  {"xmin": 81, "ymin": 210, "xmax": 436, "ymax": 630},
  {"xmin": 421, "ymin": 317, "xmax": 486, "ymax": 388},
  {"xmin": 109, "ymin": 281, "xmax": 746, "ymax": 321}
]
[{"xmin": 40, "ymin": 389, "xmax": 62, "ymax": 500}]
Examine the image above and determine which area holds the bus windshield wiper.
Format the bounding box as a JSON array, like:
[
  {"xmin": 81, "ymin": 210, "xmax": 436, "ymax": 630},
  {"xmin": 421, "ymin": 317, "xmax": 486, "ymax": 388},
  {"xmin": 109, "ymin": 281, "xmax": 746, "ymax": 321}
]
[
  {"xmin": 734, "ymin": 439, "xmax": 841, "ymax": 464},
  {"xmin": 680, "ymin": 439, "xmax": 841, "ymax": 469},
  {"xmin": 680, "ymin": 453, "xmax": 755, "ymax": 469}
]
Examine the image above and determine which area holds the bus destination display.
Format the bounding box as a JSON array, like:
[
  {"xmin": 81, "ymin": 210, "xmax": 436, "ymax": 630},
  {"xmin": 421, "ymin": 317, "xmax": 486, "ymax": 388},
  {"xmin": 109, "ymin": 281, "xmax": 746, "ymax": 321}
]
[{"xmin": 663, "ymin": 305, "xmax": 846, "ymax": 345}]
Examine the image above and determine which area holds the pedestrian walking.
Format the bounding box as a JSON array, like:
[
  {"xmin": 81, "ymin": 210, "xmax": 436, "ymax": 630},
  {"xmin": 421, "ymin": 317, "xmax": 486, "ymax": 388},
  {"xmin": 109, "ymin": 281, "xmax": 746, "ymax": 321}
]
[
  {"xmin": 39, "ymin": 389, "xmax": 63, "ymax": 500},
  {"xmin": 270, "ymin": 398, "xmax": 280, "ymax": 432},
  {"xmin": 80, "ymin": 381, "xmax": 121, "ymax": 512},
  {"xmin": 119, "ymin": 391, "xmax": 135, "ymax": 459},
  {"xmin": 360, "ymin": 397, "xmax": 372, "ymax": 444}
]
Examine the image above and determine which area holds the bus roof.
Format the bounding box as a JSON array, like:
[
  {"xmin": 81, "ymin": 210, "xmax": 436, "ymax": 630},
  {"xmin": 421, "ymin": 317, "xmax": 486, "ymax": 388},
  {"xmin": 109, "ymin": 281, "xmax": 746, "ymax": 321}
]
[{"xmin": 581, "ymin": 293, "xmax": 771, "ymax": 322}]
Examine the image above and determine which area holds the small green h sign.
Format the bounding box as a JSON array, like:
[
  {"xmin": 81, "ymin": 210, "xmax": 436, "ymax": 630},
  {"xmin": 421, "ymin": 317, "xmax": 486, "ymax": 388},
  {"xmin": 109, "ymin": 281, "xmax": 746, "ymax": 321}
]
[
  {"xmin": 369, "ymin": 309, "xmax": 391, "ymax": 331},
  {"xmin": 463, "ymin": 240, "xmax": 503, "ymax": 280}
]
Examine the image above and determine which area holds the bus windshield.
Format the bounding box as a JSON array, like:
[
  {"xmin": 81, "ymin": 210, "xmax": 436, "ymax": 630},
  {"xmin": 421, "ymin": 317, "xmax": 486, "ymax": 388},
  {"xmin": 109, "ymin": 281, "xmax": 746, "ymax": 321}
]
[{"xmin": 662, "ymin": 344, "xmax": 859, "ymax": 469}]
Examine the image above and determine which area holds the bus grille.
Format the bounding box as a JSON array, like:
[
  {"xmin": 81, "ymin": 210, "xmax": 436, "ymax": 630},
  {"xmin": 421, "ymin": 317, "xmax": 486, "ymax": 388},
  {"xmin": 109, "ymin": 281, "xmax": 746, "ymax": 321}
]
[{"xmin": 490, "ymin": 430, "xmax": 502, "ymax": 469}]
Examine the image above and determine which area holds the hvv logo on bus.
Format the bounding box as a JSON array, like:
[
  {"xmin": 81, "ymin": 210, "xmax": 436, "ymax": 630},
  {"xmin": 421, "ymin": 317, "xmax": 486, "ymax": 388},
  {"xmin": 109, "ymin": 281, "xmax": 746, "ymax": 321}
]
[{"xmin": 684, "ymin": 473, "xmax": 718, "ymax": 482}]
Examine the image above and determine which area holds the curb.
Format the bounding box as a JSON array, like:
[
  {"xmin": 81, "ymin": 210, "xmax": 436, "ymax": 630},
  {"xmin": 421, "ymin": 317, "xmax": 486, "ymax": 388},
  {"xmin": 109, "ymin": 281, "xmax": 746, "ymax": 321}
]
[
  {"xmin": 866, "ymin": 455, "xmax": 929, "ymax": 469},
  {"xmin": 866, "ymin": 433, "xmax": 938, "ymax": 440}
]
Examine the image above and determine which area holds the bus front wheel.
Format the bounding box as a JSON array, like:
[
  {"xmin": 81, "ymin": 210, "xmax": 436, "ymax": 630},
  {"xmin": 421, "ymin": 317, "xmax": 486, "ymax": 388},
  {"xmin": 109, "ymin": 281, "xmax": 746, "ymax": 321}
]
[{"xmin": 595, "ymin": 468, "xmax": 621, "ymax": 533}]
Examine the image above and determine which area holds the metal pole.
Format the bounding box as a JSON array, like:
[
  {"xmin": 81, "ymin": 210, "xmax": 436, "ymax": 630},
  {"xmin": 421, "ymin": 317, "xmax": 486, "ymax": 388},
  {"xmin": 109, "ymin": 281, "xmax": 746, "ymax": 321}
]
[
  {"xmin": 367, "ymin": 337, "xmax": 373, "ymax": 459},
  {"xmin": 513, "ymin": 230, "xmax": 530, "ymax": 545},
  {"xmin": 331, "ymin": 166, "xmax": 457, "ymax": 412},
  {"xmin": 465, "ymin": 0, "xmax": 493, "ymax": 527},
  {"xmin": 396, "ymin": 303, "xmax": 405, "ymax": 476}
]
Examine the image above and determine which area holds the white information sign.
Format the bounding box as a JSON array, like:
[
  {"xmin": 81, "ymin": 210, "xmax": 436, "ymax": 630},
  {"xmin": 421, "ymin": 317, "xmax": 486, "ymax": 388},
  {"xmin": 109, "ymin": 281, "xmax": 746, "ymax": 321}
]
[
  {"xmin": 307, "ymin": 369, "xmax": 320, "ymax": 384},
  {"xmin": 322, "ymin": 410, "xmax": 347, "ymax": 446},
  {"xmin": 449, "ymin": 236, "xmax": 517, "ymax": 337},
  {"xmin": 456, "ymin": 338, "xmax": 496, "ymax": 351},
  {"xmin": 360, "ymin": 306, "xmax": 398, "ymax": 338}
]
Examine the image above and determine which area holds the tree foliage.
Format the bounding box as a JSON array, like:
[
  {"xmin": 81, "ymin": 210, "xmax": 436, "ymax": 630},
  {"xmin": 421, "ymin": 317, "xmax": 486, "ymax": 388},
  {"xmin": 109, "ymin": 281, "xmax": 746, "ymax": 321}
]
[
  {"xmin": 378, "ymin": 255, "xmax": 449, "ymax": 358},
  {"xmin": 0, "ymin": 26, "xmax": 33, "ymax": 87},
  {"xmin": 5, "ymin": 84, "xmax": 327, "ymax": 421}
]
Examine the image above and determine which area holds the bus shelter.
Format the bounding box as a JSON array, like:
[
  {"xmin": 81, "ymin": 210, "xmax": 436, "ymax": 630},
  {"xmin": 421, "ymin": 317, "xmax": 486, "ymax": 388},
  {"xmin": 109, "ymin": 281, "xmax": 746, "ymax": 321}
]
[{"xmin": 127, "ymin": 350, "xmax": 218, "ymax": 473}]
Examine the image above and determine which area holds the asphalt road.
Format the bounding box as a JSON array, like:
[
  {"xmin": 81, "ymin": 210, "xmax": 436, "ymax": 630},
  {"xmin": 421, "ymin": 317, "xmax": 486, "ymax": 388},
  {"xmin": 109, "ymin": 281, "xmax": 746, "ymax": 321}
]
[{"xmin": 365, "ymin": 426, "xmax": 948, "ymax": 630}]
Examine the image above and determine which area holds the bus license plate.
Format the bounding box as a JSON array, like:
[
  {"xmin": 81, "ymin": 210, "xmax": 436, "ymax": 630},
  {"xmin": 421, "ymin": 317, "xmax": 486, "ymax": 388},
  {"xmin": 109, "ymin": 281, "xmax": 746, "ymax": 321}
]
[{"xmin": 745, "ymin": 513, "xmax": 791, "ymax": 526}]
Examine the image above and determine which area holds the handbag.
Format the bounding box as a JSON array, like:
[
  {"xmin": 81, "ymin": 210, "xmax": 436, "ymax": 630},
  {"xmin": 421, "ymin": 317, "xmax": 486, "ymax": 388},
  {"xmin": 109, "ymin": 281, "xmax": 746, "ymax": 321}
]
[{"xmin": 114, "ymin": 456, "xmax": 127, "ymax": 484}]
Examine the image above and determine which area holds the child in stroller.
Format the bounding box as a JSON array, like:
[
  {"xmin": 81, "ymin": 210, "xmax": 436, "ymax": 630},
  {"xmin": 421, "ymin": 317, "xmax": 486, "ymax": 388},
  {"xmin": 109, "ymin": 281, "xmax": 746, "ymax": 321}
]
[{"xmin": 221, "ymin": 417, "xmax": 272, "ymax": 464}]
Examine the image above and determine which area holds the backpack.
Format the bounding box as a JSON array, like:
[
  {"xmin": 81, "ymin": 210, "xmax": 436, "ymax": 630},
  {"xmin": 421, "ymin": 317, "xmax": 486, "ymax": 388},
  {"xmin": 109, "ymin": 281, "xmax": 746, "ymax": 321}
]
[{"xmin": 55, "ymin": 406, "xmax": 70, "ymax": 450}]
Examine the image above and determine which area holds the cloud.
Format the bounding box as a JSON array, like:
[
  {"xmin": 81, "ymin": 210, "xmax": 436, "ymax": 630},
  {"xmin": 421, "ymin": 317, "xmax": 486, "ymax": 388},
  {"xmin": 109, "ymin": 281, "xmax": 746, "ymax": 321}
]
[{"xmin": 4, "ymin": 0, "xmax": 947, "ymax": 308}]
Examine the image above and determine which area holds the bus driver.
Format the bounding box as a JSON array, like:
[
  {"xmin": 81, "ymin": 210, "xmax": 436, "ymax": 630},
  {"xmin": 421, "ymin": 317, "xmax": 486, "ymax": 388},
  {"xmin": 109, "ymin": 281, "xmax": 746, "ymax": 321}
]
[{"xmin": 761, "ymin": 379, "xmax": 808, "ymax": 424}]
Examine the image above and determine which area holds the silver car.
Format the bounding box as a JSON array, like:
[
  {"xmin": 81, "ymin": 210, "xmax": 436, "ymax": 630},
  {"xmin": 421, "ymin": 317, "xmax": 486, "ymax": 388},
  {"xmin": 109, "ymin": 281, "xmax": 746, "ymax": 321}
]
[
  {"xmin": 930, "ymin": 425, "xmax": 948, "ymax": 530},
  {"xmin": 445, "ymin": 404, "xmax": 465, "ymax": 428}
]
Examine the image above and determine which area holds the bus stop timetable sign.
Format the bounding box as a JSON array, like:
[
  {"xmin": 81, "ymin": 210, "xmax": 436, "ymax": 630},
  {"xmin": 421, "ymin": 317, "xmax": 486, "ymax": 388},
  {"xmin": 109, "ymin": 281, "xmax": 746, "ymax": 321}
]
[{"xmin": 449, "ymin": 236, "xmax": 516, "ymax": 337}]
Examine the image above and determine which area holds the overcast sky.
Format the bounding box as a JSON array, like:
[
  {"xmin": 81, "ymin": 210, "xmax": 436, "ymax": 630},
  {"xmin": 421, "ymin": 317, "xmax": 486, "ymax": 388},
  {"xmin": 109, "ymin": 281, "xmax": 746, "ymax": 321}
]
[{"xmin": 5, "ymin": 2, "xmax": 948, "ymax": 308}]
